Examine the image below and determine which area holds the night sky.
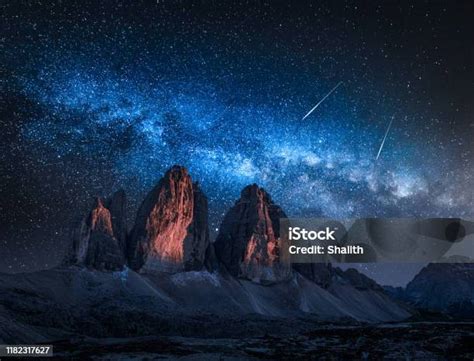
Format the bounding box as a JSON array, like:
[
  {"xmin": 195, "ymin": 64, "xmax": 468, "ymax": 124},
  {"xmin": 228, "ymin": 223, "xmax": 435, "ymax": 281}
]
[{"xmin": 1, "ymin": 1, "xmax": 473, "ymax": 285}]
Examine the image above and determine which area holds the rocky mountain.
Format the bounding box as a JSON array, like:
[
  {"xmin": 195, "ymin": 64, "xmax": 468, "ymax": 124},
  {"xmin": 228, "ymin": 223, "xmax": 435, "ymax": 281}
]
[
  {"xmin": 294, "ymin": 263, "xmax": 383, "ymax": 291},
  {"xmin": 214, "ymin": 184, "xmax": 291, "ymax": 284},
  {"xmin": 403, "ymin": 261, "xmax": 474, "ymax": 317},
  {"xmin": 67, "ymin": 192, "xmax": 126, "ymax": 271},
  {"xmin": 127, "ymin": 166, "xmax": 211, "ymax": 273},
  {"xmin": 1, "ymin": 166, "xmax": 428, "ymax": 348},
  {"xmin": 333, "ymin": 268, "xmax": 383, "ymax": 291}
]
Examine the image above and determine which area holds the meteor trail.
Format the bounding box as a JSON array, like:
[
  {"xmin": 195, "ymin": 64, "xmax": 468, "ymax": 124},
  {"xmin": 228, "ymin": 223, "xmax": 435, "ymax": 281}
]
[
  {"xmin": 376, "ymin": 117, "xmax": 394, "ymax": 160},
  {"xmin": 302, "ymin": 81, "xmax": 343, "ymax": 120}
]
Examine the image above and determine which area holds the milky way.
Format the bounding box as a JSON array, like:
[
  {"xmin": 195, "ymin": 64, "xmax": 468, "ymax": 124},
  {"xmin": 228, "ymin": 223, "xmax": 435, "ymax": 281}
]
[{"xmin": 1, "ymin": 1, "xmax": 473, "ymax": 283}]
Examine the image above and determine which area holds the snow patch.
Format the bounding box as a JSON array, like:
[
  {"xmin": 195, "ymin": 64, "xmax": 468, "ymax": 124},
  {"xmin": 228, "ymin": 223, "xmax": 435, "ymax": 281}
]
[{"xmin": 113, "ymin": 266, "xmax": 129, "ymax": 283}]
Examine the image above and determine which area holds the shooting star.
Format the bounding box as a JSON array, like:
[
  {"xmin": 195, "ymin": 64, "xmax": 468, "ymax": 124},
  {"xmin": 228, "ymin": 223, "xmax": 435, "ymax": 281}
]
[
  {"xmin": 302, "ymin": 81, "xmax": 343, "ymax": 120},
  {"xmin": 376, "ymin": 118, "xmax": 394, "ymax": 160}
]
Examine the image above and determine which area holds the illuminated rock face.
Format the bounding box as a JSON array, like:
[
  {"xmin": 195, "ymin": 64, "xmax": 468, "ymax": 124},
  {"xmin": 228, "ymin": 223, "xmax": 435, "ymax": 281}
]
[
  {"xmin": 214, "ymin": 184, "xmax": 291, "ymax": 284},
  {"xmin": 69, "ymin": 193, "xmax": 126, "ymax": 271},
  {"xmin": 128, "ymin": 166, "xmax": 210, "ymax": 273},
  {"xmin": 89, "ymin": 198, "xmax": 114, "ymax": 236}
]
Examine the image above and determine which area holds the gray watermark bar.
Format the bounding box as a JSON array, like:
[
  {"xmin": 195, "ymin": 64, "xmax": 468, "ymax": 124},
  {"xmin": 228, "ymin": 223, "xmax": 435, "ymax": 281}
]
[
  {"xmin": 280, "ymin": 218, "xmax": 474, "ymax": 263},
  {"xmin": 0, "ymin": 345, "xmax": 53, "ymax": 357}
]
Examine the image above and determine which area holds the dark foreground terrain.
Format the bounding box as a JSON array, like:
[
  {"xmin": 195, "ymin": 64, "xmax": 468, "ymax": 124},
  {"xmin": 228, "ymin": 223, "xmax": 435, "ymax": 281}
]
[
  {"xmin": 49, "ymin": 322, "xmax": 473, "ymax": 360},
  {"xmin": 1, "ymin": 268, "xmax": 473, "ymax": 360}
]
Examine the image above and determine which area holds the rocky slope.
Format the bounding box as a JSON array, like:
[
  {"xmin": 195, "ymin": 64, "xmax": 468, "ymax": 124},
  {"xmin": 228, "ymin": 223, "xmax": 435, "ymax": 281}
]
[
  {"xmin": 214, "ymin": 184, "xmax": 291, "ymax": 284},
  {"xmin": 0, "ymin": 266, "xmax": 412, "ymax": 344},
  {"xmin": 127, "ymin": 166, "xmax": 211, "ymax": 273}
]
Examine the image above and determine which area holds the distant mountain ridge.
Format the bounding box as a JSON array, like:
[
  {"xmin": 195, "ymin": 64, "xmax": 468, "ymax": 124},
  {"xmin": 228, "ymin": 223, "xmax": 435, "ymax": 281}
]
[{"xmin": 385, "ymin": 260, "xmax": 474, "ymax": 318}]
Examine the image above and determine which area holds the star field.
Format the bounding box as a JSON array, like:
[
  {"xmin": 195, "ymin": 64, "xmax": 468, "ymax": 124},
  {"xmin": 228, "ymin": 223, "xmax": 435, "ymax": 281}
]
[{"xmin": 1, "ymin": 1, "xmax": 473, "ymax": 285}]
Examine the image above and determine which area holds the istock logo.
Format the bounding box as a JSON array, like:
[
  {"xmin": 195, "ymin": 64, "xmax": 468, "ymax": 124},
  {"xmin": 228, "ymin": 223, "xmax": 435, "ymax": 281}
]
[{"xmin": 288, "ymin": 227, "xmax": 337, "ymax": 241}]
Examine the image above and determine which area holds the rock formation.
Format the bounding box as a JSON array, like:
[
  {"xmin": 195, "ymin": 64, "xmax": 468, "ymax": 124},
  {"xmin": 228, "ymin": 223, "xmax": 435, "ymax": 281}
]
[
  {"xmin": 128, "ymin": 166, "xmax": 211, "ymax": 273},
  {"xmin": 403, "ymin": 260, "xmax": 473, "ymax": 316},
  {"xmin": 214, "ymin": 184, "xmax": 291, "ymax": 283},
  {"xmin": 68, "ymin": 191, "xmax": 127, "ymax": 271},
  {"xmin": 334, "ymin": 267, "xmax": 382, "ymax": 291}
]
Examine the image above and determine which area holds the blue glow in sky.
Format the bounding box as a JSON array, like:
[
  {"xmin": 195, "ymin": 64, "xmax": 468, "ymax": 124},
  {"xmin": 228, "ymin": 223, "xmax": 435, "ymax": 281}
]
[{"xmin": 14, "ymin": 59, "xmax": 472, "ymax": 228}]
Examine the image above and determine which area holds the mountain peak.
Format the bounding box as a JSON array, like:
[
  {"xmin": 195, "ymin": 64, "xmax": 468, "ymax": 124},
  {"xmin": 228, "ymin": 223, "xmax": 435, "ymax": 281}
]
[
  {"xmin": 89, "ymin": 197, "xmax": 114, "ymax": 236},
  {"xmin": 128, "ymin": 166, "xmax": 210, "ymax": 273},
  {"xmin": 67, "ymin": 192, "xmax": 126, "ymax": 271},
  {"xmin": 240, "ymin": 184, "xmax": 272, "ymax": 202},
  {"xmin": 167, "ymin": 164, "xmax": 189, "ymax": 177},
  {"xmin": 215, "ymin": 184, "xmax": 290, "ymax": 284}
]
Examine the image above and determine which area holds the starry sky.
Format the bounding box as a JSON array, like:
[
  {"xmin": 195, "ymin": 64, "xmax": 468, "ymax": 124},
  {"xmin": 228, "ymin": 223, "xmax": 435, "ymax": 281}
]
[{"xmin": 1, "ymin": 1, "xmax": 473, "ymax": 285}]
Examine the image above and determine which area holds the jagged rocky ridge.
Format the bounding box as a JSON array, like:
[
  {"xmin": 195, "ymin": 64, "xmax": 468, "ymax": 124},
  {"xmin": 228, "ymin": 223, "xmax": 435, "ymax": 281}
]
[
  {"xmin": 65, "ymin": 165, "xmax": 413, "ymax": 294},
  {"xmin": 58, "ymin": 165, "xmax": 414, "ymax": 323},
  {"xmin": 65, "ymin": 166, "xmax": 443, "ymax": 296},
  {"xmin": 385, "ymin": 260, "xmax": 474, "ymax": 317}
]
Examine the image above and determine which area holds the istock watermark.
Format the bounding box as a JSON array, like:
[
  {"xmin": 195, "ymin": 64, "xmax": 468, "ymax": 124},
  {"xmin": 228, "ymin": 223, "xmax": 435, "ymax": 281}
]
[{"xmin": 280, "ymin": 218, "xmax": 474, "ymax": 263}]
